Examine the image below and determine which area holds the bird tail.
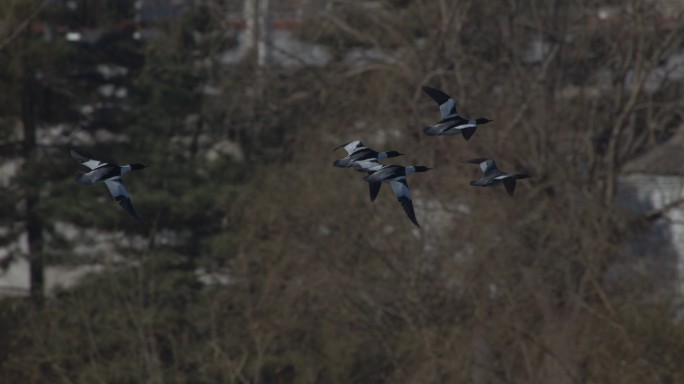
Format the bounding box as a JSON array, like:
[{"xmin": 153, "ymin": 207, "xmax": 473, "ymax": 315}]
[
  {"xmin": 74, "ymin": 171, "xmax": 94, "ymax": 185},
  {"xmin": 333, "ymin": 159, "xmax": 352, "ymax": 168},
  {"xmin": 423, "ymin": 126, "xmax": 439, "ymax": 136}
]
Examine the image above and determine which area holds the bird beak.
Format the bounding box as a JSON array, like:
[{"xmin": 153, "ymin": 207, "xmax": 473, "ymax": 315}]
[{"xmin": 464, "ymin": 158, "xmax": 487, "ymax": 164}]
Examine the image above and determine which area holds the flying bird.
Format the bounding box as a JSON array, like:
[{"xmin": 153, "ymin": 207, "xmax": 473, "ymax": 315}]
[
  {"xmin": 333, "ymin": 140, "xmax": 404, "ymax": 202},
  {"xmin": 333, "ymin": 140, "xmax": 403, "ymax": 170},
  {"xmin": 465, "ymin": 158, "xmax": 529, "ymax": 196},
  {"xmin": 363, "ymin": 165, "xmax": 432, "ymax": 227},
  {"xmin": 71, "ymin": 149, "xmax": 147, "ymax": 220},
  {"xmin": 421, "ymin": 85, "xmax": 492, "ymax": 140}
]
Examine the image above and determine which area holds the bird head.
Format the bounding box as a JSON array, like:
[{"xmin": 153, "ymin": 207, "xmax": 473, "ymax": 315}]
[
  {"xmin": 465, "ymin": 158, "xmax": 488, "ymax": 164},
  {"xmin": 413, "ymin": 166, "xmax": 433, "ymax": 173},
  {"xmin": 385, "ymin": 151, "xmax": 404, "ymax": 158}
]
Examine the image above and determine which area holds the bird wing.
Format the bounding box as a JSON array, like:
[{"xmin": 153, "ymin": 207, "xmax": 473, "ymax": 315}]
[
  {"xmin": 363, "ymin": 165, "xmax": 394, "ymax": 183},
  {"xmin": 74, "ymin": 166, "xmax": 115, "ymax": 185},
  {"xmin": 460, "ymin": 126, "xmax": 477, "ymax": 141},
  {"xmin": 333, "ymin": 140, "xmax": 364, "ymax": 155},
  {"xmin": 348, "ymin": 148, "xmax": 377, "ymax": 162},
  {"xmin": 71, "ymin": 149, "xmax": 107, "ymax": 170},
  {"xmin": 422, "ymin": 86, "xmax": 458, "ymax": 119},
  {"xmin": 368, "ymin": 181, "xmax": 382, "ymax": 203},
  {"xmin": 354, "ymin": 160, "xmax": 383, "ymax": 172},
  {"xmin": 334, "ymin": 148, "xmax": 372, "ymax": 168},
  {"xmin": 481, "ymin": 159, "xmax": 498, "ymax": 176},
  {"xmin": 390, "ymin": 179, "xmax": 419, "ymax": 227},
  {"xmin": 503, "ymin": 177, "xmax": 517, "ymax": 196},
  {"xmin": 104, "ymin": 178, "xmax": 140, "ymax": 220}
]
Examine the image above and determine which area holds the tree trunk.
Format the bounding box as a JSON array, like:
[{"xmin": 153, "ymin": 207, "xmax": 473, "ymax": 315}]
[
  {"xmin": 257, "ymin": 0, "xmax": 271, "ymax": 68},
  {"xmin": 243, "ymin": 0, "xmax": 257, "ymax": 54},
  {"xmin": 21, "ymin": 59, "xmax": 44, "ymax": 306}
]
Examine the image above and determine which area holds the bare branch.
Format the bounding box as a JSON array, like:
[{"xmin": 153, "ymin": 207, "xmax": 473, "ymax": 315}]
[{"xmin": 0, "ymin": 0, "xmax": 50, "ymax": 53}]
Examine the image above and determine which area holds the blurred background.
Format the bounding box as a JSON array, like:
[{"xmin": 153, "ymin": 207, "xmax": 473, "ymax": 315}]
[{"xmin": 1, "ymin": 0, "xmax": 684, "ymax": 382}]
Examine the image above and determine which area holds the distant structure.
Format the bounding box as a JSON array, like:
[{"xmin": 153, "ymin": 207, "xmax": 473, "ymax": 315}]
[
  {"xmin": 135, "ymin": 0, "xmax": 188, "ymax": 23},
  {"xmin": 618, "ymin": 128, "xmax": 684, "ymax": 297},
  {"xmin": 225, "ymin": 0, "xmax": 332, "ymax": 29}
]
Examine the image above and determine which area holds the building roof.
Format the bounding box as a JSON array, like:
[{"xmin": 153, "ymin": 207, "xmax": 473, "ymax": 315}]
[{"xmin": 622, "ymin": 128, "xmax": 684, "ymax": 175}]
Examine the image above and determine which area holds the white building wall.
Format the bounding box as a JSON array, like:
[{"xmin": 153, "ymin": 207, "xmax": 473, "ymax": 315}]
[{"xmin": 619, "ymin": 173, "xmax": 684, "ymax": 296}]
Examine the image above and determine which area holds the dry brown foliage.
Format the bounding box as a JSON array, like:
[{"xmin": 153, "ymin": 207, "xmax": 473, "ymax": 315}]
[{"xmin": 2, "ymin": 0, "xmax": 684, "ymax": 383}]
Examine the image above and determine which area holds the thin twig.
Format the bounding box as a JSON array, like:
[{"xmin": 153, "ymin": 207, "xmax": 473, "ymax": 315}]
[{"xmin": 0, "ymin": 0, "xmax": 51, "ymax": 53}]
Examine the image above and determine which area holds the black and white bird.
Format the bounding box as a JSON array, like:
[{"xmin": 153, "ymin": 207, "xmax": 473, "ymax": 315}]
[
  {"xmin": 363, "ymin": 165, "xmax": 432, "ymax": 227},
  {"xmin": 422, "ymin": 85, "xmax": 492, "ymax": 140},
  {"xmin": 333, "ymin": 140, "xmax": 403, "ymax": 171},
  {"xmin": 333, "ymin": 140, "xmax": 403, "ymax": 202},
  {"xmin": 71, "ymin": 149, "xmax": 147, "ymax": 220},
  {"xmin": 465, "ymin": 158, "xmax": 529, "ymax": 196}
]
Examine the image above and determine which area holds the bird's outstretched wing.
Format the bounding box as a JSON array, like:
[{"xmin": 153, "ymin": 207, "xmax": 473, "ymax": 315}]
[
  {"xmin": 503, "ymin": 177, "xmax": 517, "ymax": 196},
  {"xmin": 422, "ymin": 86, "xmax": 458, "ymax": 119},
  {"xmin": 354, "ymin": 160, "xmax": 383, "ymax": 172},
  {"xmin": 461, "ymin": 126, "xmax": 477, "ymax": 141},
  {"xmin": 465, "ymin": 158, "xmax": 497, "ymax": 175},
  {"xmin": 104, "ymin": 178, "xmax": 140, "ymax": 220},
  {"xmin": 71, "ymin": 149, "xmax": 107, "ymax": 170},
  {"xmin": 333, "ymin": 140, "xmax": 364, "ymax": 155},
  {"xmin": 390, "ymin": 179, "xmax": 419, "ymax": 227},
  {"xmin": 74, "ymin": 167, "xmax": 114, "ymax": 185},
  {"xmin": 368, "ymin": 181, "xmax": 382, "ymax": 203},
  {"xmin": 481, "ymin": 159, "xmax": 499, "ymax": 176}
]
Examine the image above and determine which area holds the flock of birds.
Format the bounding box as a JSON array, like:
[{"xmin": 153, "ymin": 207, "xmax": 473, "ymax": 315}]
[
  {"xmin": 69, "ymin": 86, "xmax": 528, "ymax": 226},
  {"xmin": 332, "ymin": 86, "xmax": 530, "ymax": 227}
]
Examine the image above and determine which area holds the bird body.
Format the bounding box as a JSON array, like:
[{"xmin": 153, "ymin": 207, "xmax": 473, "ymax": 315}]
[
  {"xmin": 466, "ymin": 158, "xmax": 529, "ymax": 196},
  {"xmin": 422, "ymin": 86, "xmax": 492, "ymax": 140},
  {"xmin": 364, "ymin": 165, "xmax": 432, "ymax": 227},
  {"xmin": 71, "ymin": 150, "xmax": 146, "ymax": 220}
]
